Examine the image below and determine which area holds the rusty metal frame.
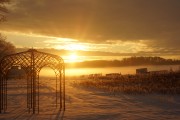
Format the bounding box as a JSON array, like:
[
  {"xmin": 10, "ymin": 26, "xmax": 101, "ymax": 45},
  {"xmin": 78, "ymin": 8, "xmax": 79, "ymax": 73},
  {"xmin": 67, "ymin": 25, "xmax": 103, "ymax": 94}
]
[{"xmin": 0, "ymin": 49, "xmax": 65, "ymax": 114}]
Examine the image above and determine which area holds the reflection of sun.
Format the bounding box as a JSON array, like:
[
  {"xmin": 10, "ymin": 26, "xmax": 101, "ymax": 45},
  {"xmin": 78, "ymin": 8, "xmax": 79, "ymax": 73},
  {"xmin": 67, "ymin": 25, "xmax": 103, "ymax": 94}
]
[{"xmin": 68, "ymin": 53, "xmax": 78, "ymax": 63}]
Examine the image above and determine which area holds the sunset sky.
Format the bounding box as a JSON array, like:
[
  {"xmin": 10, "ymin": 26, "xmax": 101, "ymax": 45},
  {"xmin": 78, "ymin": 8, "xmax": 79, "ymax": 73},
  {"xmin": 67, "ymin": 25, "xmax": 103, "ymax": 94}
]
[{"xmin": 1, "ymin": 0, "xmax": 180, "ymax": 59}]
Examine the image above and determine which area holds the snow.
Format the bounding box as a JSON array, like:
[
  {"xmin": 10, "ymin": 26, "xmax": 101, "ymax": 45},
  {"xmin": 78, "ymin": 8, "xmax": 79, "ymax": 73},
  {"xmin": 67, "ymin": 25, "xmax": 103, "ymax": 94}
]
[{"xmin": 0, "ymin": 78, "xmax": 180, "ymax": 120}]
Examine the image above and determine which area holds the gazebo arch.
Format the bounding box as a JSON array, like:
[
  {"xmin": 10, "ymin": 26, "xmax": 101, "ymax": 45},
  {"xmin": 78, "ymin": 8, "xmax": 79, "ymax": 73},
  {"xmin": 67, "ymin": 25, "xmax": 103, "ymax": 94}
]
[{"xmin": 0, "ymin": 49, "xmax": 65, "ymax": 114}]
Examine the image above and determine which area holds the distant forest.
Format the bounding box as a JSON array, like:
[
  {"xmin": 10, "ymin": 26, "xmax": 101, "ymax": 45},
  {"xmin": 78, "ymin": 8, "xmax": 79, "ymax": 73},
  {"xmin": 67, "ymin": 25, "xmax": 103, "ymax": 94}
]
[{"xmin": 66, "ymin": 57, "xmax": 180, "ymax": 68}]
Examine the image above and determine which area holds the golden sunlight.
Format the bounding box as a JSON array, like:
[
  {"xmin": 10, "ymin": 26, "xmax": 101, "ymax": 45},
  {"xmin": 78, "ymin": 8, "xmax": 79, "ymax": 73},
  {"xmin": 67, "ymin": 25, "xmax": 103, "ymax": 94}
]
[
  {"xmin": 66, "ymin": 44, "xmax": 87, "ymax": 51},
  {"xmin": 55, "ymin": 43, "xmax": 88, "ymax": 51},
  {"xmin": 67, "ymin": 53, "xmax": 78, "ymax": 63}
]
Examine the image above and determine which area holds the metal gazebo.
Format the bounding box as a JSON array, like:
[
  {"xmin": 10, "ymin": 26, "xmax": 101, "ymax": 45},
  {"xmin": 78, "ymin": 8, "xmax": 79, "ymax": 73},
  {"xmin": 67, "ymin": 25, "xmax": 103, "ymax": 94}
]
[{"xmin": 0, "ymin": 49, "xmax": 65, "ymax": 114}]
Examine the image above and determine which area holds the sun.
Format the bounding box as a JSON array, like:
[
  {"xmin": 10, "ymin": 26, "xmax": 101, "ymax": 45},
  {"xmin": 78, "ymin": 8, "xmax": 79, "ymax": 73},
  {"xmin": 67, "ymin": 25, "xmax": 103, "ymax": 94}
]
[{"xmin": 67, "ymin": 53, "xmax": 78, "ymax": 63}]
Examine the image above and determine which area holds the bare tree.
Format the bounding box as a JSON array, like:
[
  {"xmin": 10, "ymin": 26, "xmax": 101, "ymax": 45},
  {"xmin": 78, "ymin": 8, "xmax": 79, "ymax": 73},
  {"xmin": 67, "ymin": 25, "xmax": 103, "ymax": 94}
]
[
  {"xmin": 0, "ymin": 34, "xmax": 15, "ymax": 59},
  {"xmin": 0, "ymin": 0, "xmax": 15, "ymax": 59},
  {"xmin": 0, "ymin": 0, "xmax": 10, "ymax": 22}
]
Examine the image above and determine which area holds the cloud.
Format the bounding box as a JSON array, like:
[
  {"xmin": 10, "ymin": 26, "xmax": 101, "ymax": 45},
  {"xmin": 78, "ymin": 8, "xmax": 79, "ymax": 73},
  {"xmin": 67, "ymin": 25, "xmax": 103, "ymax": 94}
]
[{"xmin": 0, "ymin": 0, "xmax": 180, "ymax": 54}]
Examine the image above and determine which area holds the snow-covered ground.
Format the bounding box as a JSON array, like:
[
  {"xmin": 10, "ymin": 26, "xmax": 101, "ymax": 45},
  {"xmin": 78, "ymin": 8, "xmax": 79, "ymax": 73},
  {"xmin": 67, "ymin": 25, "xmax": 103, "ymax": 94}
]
[{"xmin": 0, "ymin": 79, "xmax": 180, "ymax": 120}]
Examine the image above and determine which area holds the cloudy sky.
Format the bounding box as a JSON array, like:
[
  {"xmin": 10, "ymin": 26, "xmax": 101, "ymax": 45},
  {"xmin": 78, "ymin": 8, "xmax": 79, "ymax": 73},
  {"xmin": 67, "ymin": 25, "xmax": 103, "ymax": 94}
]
[{"xmin": 0, "ymin": 0, "xmax": 180, "ymax": 57}]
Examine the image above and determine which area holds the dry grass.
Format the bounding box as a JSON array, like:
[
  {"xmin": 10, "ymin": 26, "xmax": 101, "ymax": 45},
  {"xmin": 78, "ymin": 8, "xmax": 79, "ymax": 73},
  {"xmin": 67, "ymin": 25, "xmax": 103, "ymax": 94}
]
[{"xmin": 72, "ymin": 71, "xmax": 180, "ymax": 94}]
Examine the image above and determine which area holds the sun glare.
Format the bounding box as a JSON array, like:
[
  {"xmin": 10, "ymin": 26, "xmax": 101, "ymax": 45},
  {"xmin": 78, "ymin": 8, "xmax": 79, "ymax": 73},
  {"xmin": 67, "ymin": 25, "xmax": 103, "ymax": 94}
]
[{"xmin": 67, "ymin": 53, "xmax": 78, "ymax": 63}]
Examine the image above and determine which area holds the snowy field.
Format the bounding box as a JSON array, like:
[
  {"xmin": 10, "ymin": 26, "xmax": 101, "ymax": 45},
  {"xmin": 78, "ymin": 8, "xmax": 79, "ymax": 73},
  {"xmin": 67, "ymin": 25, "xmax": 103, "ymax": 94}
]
[{"xmin": 0, "ymin": 79, "xmax": 180, "ymax": 120}]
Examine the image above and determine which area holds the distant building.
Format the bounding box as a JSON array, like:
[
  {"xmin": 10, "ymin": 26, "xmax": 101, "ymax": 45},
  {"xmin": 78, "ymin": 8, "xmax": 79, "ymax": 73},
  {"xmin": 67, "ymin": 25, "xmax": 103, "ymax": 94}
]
[
  {"xmin": 7, "ymin": 66, "xmax": 26, "ymax": 79},
  {"xmin": 88, "ymin": 73, "xmax": 102, "ymax": 79},
  {"xmin": 105, "ymin": 73, "xmax": 121, "ymax": 79},
  {"xmin": 136, "ymin": 68, "xmax": 148, "ymax": 74},
  {"xmin": 149, "ymin": 70, "xmax": 169, "ymax": 75}
]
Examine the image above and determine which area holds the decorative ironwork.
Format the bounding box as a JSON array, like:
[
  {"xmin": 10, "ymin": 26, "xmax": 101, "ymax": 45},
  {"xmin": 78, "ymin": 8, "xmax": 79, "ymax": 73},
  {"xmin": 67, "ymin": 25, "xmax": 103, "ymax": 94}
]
[{"xmin": 0, "ymin": 49, "xmax": 65, "ymax": 114}]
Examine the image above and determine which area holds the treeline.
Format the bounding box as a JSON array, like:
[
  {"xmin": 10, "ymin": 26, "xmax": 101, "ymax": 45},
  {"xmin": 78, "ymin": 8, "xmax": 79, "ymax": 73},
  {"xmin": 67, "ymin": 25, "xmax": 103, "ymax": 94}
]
[{"xmin": 66, "ymin": 56, "xmax": 180, "ymax": 68}]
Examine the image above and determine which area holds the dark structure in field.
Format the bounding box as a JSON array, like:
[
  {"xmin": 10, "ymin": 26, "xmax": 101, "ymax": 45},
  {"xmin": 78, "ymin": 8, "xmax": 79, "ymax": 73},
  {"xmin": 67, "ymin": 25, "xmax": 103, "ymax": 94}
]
[
  {"xmin": 0, "ymin": 49, "xmax": 65, "ymax": 114},
  {"xmin": 136, "ymin": 68, "xmax": 148, "ymax": 74}
]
